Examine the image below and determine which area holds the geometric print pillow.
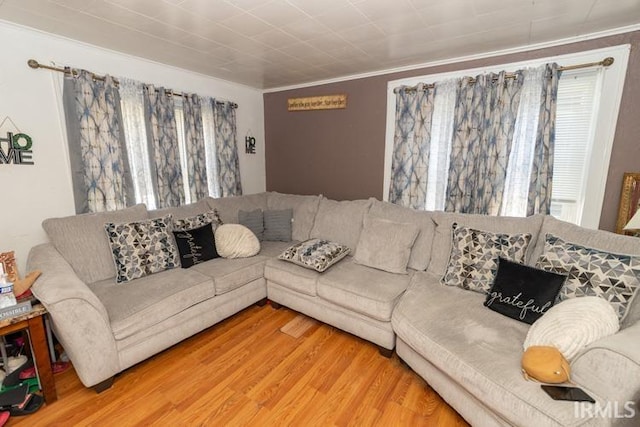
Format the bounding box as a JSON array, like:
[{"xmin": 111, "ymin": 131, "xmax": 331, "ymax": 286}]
[
  {"xmin": 104, "ymin": 215, "xmax": 180, "ymax": 283},
  {"xmin": 173, "ymin": 209, "xmax": 223, "ymax": 232},
  {"xmin": 535, "ymin": 233, "xmax": 640, "ymax": 322},
  {"xmin": 441, "ymin": 223, "xmax": 532, "ymax": 294}
]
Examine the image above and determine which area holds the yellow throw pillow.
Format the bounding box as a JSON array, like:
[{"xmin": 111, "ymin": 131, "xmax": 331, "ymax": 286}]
[{"xmin": 521, "ymin": 346, "xmax": 570, "ymax": 384}]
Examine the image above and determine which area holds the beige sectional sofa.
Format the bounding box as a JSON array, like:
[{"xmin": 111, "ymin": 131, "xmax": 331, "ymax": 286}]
[{"xmin": 27, "ymin": 192, "xmax": 640, "ymax": 426}]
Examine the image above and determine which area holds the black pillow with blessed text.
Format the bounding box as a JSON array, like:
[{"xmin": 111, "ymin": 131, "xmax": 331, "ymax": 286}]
[
  {"xmin": 484, "ymin": 257, "xmax": 567, "ymax": 324},
  {"xmin": 172, "ymin": 223, "xmax": 219, "ymax": 268}
]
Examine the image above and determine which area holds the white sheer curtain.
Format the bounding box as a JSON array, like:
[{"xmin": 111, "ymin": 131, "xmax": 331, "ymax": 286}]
[
  {"xmin": 201, "ymin": 96, "xmax": 221, "ymax": 198},
  {"xmin": 119, "ymin": 78, "xmax": 156, "ymax": 209},
  {"xmin": 501, "ymin": 65, "xmax": 545, "ymax": 217},
  {"xmin": 425, "ymin": 79, "xmax": 457, "ymax": 211},
  {"xmin": 173, "ymin": 97, "xmax": 191, "ymax": 204}
]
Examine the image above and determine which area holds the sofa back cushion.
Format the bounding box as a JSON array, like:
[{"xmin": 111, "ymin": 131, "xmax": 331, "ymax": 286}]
[
  {"xmin": 266, "ymin": 192, "xmax": 321, "ymax": 241},
  {"xmin": 148, "ymin": 198, "xmax": 210, "ymax": 220},
  {"xmin": 368, "ymin": 199, "xmax": 436, "ymax": 271},
  {"xmin": 42, "ymin": 204, "xmax": 149, "ymax": 284},
  {"xmin": 428, "ymin": 212, "xmax": 544, "ymax": 277},
  {"xmin": 205, "ymin": 193, "xmax": 268, "ymax": 224},
  {"xmin": 534, "ymin": 216, "xmax": 640, "ymax": 328},
  {"xmin": 310, "ymin": 198, "xmax": 372, "ymax": 250},
  {"xmin": 354, "ymin": 215, "xmax": 419, "ymax": 274}
]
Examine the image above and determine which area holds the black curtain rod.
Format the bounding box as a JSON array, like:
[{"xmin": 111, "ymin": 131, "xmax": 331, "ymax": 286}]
[{"xmin": 27, "ymin": 59, "xmax": 238, "ymax": 108}]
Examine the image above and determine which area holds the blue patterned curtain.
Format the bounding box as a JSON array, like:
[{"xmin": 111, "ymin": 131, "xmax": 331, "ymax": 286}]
[
  {"xmin": 388, "ymin": 84, "xmax": 435, "ymax": 209},
  {"xmin": 445, "ymin": 71, "xmax": 525, "ymax": 215},
  {"xmin": 62, "ymin": 69, "xmax": 133, "ymax": 213},
  {"xmin": 182, "ymin": 94, "xmax": 208, "ymax": 201},
  {"xmin": 143, "ymin": 85, "xmax": 184, "ymax": 208},
  {"xmin": 213, "ymin": 101, "xmax": 242, "ymax": 197},
  {"xmin": 528, "ymin": 63, "xmax": 561, "ymax": 215}
]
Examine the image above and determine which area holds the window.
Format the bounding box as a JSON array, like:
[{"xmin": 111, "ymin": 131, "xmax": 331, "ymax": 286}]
[
  {"xmin": 550, "ymin": 68, "xmax": 600, "ymax": 224},
  {"xmin": 384, "ymin": 45, "xmax": 630, "ymax": 228}
]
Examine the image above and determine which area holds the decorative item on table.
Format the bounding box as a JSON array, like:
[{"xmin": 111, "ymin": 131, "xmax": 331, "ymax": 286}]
[
  {"xmin": 0, "ymin": 251, "xmax": 40, "ymax": 299},
  {"xmin": 0, "ymin": 272, "xmax": 16, "ymax": 310}
]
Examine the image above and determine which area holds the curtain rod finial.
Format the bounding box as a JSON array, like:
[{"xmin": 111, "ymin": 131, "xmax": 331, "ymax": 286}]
[
  {"xmin": 27, "ymin": 59, "xmax": 40, "ymax": 69},
  {"xmin": 603, "ymin": 57, "xmax": 614, "ymax": 67}
]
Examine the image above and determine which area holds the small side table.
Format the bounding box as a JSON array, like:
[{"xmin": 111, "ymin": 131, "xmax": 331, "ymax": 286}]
[{"xmin": 0, "ymin": 304, "xmax": 57, "ymax": 404}]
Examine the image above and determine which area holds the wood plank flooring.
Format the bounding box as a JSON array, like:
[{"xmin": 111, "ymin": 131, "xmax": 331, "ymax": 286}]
[{"xmin": 9, "ymin": 304, "xmax": 470, "ymax": 427}]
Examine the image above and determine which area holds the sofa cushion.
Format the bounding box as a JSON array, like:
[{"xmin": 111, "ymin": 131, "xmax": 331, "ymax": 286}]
[
  {"xmin": 267, "ymin": 192, "xmax": 320, "ymax": 241},
  {"xmin": 429, "ymin": 212, "xmax": 543, "ymax": 277},
  {"xmin": 392, "ymin": 271, "xmax": 581, "ymax": 427},
  {"xmin": 89, "ymin": 267, "xmax": 214, "ymax": 340},
  {"xmin": 442, "ymin": 224, "xmax": 533, "ymax": 294},
  {"xmin": 310, "ymin": 198, "xmax": 372, "ymax": 250},
  {"xmin": 192, "ymin": 255, "xmax": 267, "ymax": 295},
  {"xmin": 263, "ymin": 209, "xmax": 293, "ymax": 242},
  {"xmin": 205, "ymin": 193, "xmax": 268, "ymax": 224},
  {"xmin": 148, "ymin": 198, "xmax": 209, "ymax": 221},
  {"xmin": 484, "ymin": 258, "xmax": 566, "ymax": 324},
  {"xmin": 238, "ymin": 209, "xmax": 264, "ymax": 240},
  {"xmin": 265, "ymin": 258, "xmax": 320, "ymax": 296},
  {"xmin": 214, "ymin": 224, "xmax": 260, "ymax": 259},
  {"xmin": 259, "ymin": 241, "xmax": 296, "ymax": 258},
  {"xmin": 354, "ymin": 215, "xmax": 419, "ymax": 274},
  {"xmin": 172, "ymin": 223, "xmax": 219, "ymax": 268},
  {"xmin": 536, "ymin": 234, "xmax": 640, "ymax": 322},
  {"xmin": 104, "ymin": 215, "xmax": 180, "ymax": 283},
  {"xmin": 317, "ymin": 258, "xmax": 412, "ymax": 321},
  {"xmin": 42, "ymin": 204, "xmax": 148, "ymax": 284},
  {"xmin": 368, "ymin": 199, "xmax": 436, "ymax": 271},
  {"xmin": 278, "ymin": 239, "xmax": 350, "ymax": 273}
]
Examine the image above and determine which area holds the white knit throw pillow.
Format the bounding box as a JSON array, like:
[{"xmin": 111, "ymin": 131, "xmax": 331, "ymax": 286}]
[
  {"xmin": 214, "ymin": 224, "xmax": 260, "ymax": 259},
  {"xmin": 523, "ymin": 296, "xmax": 619, "ymax": 361}
]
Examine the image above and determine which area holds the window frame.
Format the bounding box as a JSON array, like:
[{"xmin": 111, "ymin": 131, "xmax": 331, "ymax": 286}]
[{"xmin": 383, "ymin": 44, "xmax": 630, "ymax": 229}]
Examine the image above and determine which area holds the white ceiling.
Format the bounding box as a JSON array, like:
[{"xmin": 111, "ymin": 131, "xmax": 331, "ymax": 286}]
[{"xmin": 0, "ymin": 0, "xmax": 639, "ymax": 89}]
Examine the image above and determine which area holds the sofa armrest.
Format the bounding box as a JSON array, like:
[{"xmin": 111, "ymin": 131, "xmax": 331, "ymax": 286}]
[
  {"xmin": 27, "ymin": 243, "xmax": 119, "ymax": 387},
  {"xmin": 572, "ymin": 321, "xmax": 640, "ymax": 407}
]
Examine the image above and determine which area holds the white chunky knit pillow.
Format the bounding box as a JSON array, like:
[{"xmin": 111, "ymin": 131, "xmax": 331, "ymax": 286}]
[
  {"xmin": 523, "ymin": 296, "xmax": 619, "ymax": 361},
  {"xmin": 214, "ymin": 224, "xmax": 260, "ymax": 259}
]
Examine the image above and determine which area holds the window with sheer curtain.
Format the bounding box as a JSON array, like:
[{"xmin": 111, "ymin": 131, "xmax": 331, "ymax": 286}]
[
  {"xmin": 384, "ymin": 45, "xmax": 629, "ymax": 227},
  {"xmin": 119, "ymin": 83, "xmax": 224, "ymax": 210}
]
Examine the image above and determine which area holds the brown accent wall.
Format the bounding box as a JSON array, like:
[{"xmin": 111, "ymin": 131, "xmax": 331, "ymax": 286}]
[{"xmin": 264, "ymin": 31, "xmax": 640, "ymax": 231}]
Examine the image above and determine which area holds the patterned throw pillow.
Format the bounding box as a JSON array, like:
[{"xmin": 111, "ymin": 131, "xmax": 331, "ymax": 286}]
[
  {"xmin": 279, "ymin": 238, "xmax": 350, "ymax": 273},
  {"xmin": 173, "ymin": 209, "xmax": 223, "ymax": 232},
  {"xmin": 104, "ymin": 215, "xmax": 179, "ymax": 283},
  {"xmin": 536, "ymin": 234, "xmax": 640, "ymax": 321},
  {"xmin": 442, "ymin": 223, "xmax": 532, "ymax": 294}
]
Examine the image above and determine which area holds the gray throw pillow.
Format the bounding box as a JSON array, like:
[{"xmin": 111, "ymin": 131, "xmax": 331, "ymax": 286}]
[
  {"xmin": 354, "ymin": 215, "xmax": 419, "ymax": 274},
  {"xmin": 104, "ymin": 215, "xmax": 179, "ymax": 283},
  {"xmin": 238, "ymin": 209, "xmax": 264, "ymax": 240},
  {"xmin": 263, "ymin": 209, "xmax": 293, "ymax": 242}
]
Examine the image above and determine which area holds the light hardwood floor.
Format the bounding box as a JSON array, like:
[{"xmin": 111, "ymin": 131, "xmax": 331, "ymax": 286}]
[{"xmin": 10, "ymin": 304, "xmax": 469, "ymax": 426}]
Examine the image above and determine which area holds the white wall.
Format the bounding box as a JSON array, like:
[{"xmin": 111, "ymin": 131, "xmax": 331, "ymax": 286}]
[{"xmin": 0, "ymin": 21, "xmax": 265, "ymax": 274}]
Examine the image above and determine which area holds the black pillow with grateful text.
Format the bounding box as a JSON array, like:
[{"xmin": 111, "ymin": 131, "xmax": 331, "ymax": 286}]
[
  {"xmin": 484, "ymin": 257, "xmax": 567, "ymax": 324},
  {"xmin": 172, "ymin": 223, "xmax": 219, "ymax": 268}
]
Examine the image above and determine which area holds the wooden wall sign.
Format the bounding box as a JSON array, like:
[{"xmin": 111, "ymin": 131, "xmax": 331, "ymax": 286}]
[{"xmin": 287, "ymin": 94, "xmax": 347, "ymax": 111}]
